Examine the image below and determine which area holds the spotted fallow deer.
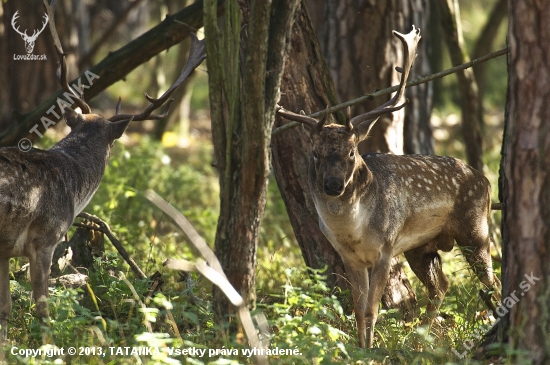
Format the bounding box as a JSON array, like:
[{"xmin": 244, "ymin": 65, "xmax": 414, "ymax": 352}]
[
  {"xmin": 276, "ymin": 26, "xmax": 500, "ymax": 348},
  {"xmin": 0, "ymin": 28, "xmax": 206, "ymax": 342}
]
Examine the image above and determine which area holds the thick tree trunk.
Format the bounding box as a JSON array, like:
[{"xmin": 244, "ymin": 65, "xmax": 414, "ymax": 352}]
[
  {"xmin": 272, "ymin": 2, "xmax": 348, "ymax": 291},
  {"xmin": 496, "ymin": 1, "xmax": 550, "ymax": 363},
  {"xmin": 205, "ymin": 0, "xmax": 299, "ymax": 328}
]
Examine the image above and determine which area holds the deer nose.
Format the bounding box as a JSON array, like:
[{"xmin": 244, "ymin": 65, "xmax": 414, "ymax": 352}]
[{"xmin": 324, "ymin": 178, "xmax": 343, "ymax": 196}]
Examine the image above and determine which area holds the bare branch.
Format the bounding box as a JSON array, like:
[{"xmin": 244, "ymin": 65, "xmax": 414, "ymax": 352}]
[{"xmin": 75, "ymin": 213, "xmax": 147, "ymax": 280}]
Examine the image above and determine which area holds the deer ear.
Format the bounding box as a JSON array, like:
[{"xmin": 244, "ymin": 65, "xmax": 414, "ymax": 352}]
[
  {"xmin": 64, "ymin": 108, "xmax": 85, "ymax": 129},
  {"xmin": 109, "ymin": 119, "xmax": 132, "ymax": 141}
]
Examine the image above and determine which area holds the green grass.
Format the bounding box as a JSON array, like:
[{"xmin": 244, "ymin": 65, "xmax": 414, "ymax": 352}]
[{"xmin": 3, "ymin": 134, "xmax": 520, "ymax": 364}]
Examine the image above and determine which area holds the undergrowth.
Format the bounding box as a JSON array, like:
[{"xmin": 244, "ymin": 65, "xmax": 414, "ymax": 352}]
[{"xmin": 1, "ymin": 135, "xmax": 522, "ymax": 364}]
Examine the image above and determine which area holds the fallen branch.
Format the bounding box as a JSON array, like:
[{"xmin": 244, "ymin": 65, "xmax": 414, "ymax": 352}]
[
  {"xmin": 143, "ymin": 189, "xmax": 268, "ymax": 365},
  {"xmin": 272, "ymin": 47, "xmax": 509, "ymax": 136},
  {"xmin": 75, "ymin": 212, "xmax": 147, "ymax": 280}
]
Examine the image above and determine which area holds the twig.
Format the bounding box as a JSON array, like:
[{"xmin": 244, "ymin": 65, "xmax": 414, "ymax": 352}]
[
  {"xmin": 272, "ymin": 47, "xmax": 509, "ymax": 136},
  {"xmin": 143, "ymin": 190, "xmax": 268, "ymax": 365},
  {"xmin": 75, "ymin": 213, "xmax": 147, "ymax": 280},
  {"xmin": 119, "ymin": 272, "xmax": 153, "ymax": 332}
]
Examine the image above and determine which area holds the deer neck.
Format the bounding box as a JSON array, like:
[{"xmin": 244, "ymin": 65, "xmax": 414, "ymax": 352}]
[{"xmin": 50, "ymin": 135, "xmax": 112, "ymax": 216}]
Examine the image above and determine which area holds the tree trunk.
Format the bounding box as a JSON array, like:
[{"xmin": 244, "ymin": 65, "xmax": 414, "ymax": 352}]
[
  {"xmin": 204, "ymin": 0, "xmax": 299, "ymax": 328},
  {"xmin": 495, "ymin": 1, "xmax": 550, "ymax": 363},
  {"xmin": 272, "ymin": 1, "xmax": 348, "ymax": 292},
  {"xmin": 404, "ymin": 0, "xmax": 435, "ymax": 155},
  {"xmin": 434, "ymin": 0, "xmax": 484, "ymax": 172}
]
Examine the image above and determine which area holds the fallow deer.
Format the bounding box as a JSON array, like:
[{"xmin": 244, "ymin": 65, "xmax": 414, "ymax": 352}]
[
  {"xmin": 0, "ymin": 23, "xmax": 206, "ymax": 341},
  {"xmin": 276, "ymin": 26, "xmax": 500, "ymax": 348}
]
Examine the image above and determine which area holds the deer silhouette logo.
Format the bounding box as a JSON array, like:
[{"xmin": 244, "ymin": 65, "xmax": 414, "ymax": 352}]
[{"xmin": 11, "ymin": 11, "xmax": 49, "ymax": 54}]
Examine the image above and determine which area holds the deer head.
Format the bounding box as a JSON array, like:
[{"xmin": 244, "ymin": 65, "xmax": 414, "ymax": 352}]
[
  {"xmin": 11, "ymin": 11, "xmax": 49, "ymax": 53},
  {"xmin": 277, "ymin": 26, "xmax": 421, "ymax": 198}
]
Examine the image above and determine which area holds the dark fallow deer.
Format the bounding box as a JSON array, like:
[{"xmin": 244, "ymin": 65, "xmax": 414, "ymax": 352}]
[
  {"xmin": 0, "ymin": 27, "xmax": 205, "ymax": 342},
  {"xmin": 276, "ymin": 26, "xmax": 500, "ymax": 348}
]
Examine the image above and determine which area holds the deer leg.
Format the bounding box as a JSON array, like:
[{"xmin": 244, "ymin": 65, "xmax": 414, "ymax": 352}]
[
  {"xmin": 364, "ymin": 250, "xmax": 392, "ymax": 348},
  {"xmin": 343, "ymin": 262, "xmax": 369, "ymax": 348},
  {"xmin": 456, "ymin": 229, "xmax": 501, "ymax": 311},
  {"xmin": 28, "ymin": 248, "xmax": 55, "ymax": 331},
  {"xmin": 404, "ymin": 242, "xmax": 450, "ymax": 320},
  {"xmin": 0, "ymin": 258, "xmax": 11, "ymax": 343}
]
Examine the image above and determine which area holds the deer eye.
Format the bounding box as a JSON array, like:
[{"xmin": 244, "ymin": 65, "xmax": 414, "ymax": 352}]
[
  {"xmin": 349, "ymin": 150, "xmax": 355, "ymax": 159},
  {"xmin": 313, "ymin": 151, "xmax": 319, "ymax": 160}
]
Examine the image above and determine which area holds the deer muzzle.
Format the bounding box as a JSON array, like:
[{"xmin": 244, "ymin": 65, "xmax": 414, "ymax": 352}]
[{"xmin": 323, "ymin": 177, "xmax": 344, "ymax": 196}]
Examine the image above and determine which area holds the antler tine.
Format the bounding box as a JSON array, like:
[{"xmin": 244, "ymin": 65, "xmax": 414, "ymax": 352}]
[
  {"xmin": 276, "ymin": 105, "xmax": 318, "ymax": 129},
  {"xmin": 43, "ymin": 0, "xmax": 91, "ymax": 114},
  {"xmin": 350, "ymin": 25, "xmax": 421, "ymax": 127},
  {"xmin": 108, "ymin": 33, "xmax": 206, "ymax": 123},
  {"xmin": 315, "ymin": 105, "xmax": 331, "ymax": 131},
  {"xmin": 345, "ymin": 106, "xmax": 352, "ymax": 130},
  {"xmin": 115, "ymin": 97, "xmax": 122, "ymax": 115},
  {"xmin": 11, "ymin": 11, "xmax": 26, "ymax": 37}
]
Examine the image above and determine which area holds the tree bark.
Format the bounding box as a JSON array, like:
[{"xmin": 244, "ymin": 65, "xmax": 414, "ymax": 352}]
[
  {"xmin": 403, "ymin": 0, "xmax": 435, "ymax": 155},
  {"xmin": 205, "ymin": 0, "xmax": 299, "ymax": 328},
  {"xmin": 495, "ymin": 1, "xmax": 550, "ymax": 363},
  {"xmin": 434, "ymin": 0, "xmax": 484, "ymax": 172}
]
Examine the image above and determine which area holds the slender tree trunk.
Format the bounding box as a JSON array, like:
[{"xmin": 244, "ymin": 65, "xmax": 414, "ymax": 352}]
[
  {"xmin": 205, "ymin": 0, "xmax": 299, "ymax": 328},
  {"xmin": 495, "ymin": 1, "xmax": 550, "ymax": 363},
  {"xmin": 434, "ymin": 0, "xmax": 484, "ymax": 172},
  {"xmin": 472, "ymin": 0, "xmax": 507, "ymax": 102}
]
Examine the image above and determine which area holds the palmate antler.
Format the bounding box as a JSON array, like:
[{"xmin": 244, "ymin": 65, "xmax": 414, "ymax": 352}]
[
  {"xmin": 277, "ymin": 26, "xmax": 421, "ymax": 136},
  {"xmin": 108, "ymin": 33, "xmax": 206, "ymax": 123}
]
